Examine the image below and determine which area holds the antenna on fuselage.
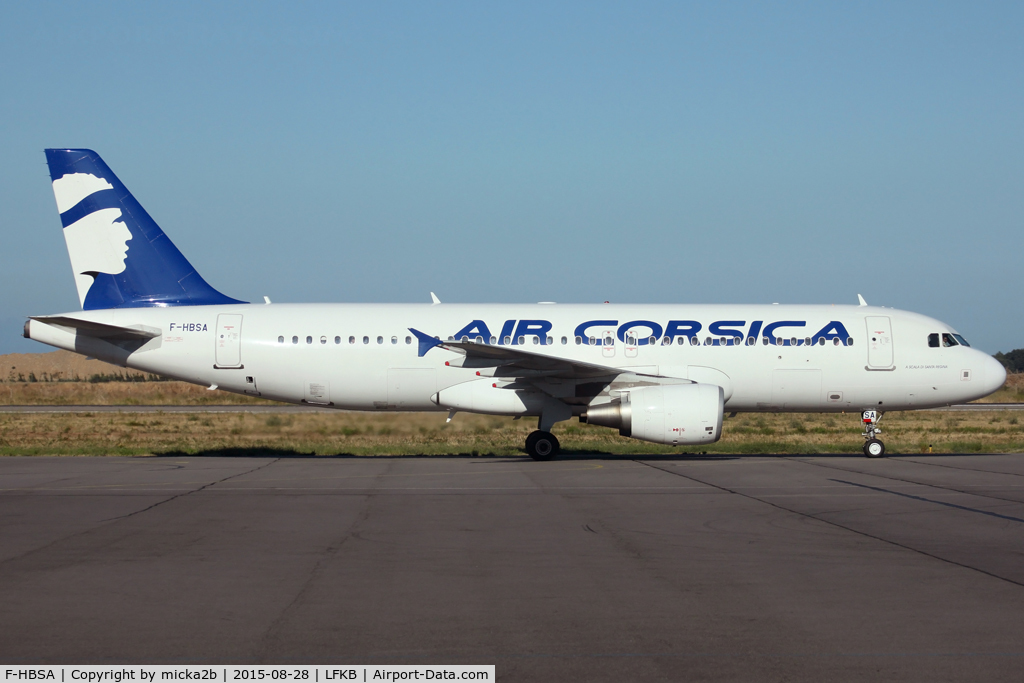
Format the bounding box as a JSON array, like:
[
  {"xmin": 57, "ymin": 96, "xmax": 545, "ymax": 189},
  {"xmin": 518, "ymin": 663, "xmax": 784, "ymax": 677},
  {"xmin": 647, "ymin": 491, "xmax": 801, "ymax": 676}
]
[
  {"xmin": 857, "ymin": 294, "xmax": 868, "ymax": 306},
  {"xmin": 430, "ymin": 292, "xmax": 441, "ymax": 304}
]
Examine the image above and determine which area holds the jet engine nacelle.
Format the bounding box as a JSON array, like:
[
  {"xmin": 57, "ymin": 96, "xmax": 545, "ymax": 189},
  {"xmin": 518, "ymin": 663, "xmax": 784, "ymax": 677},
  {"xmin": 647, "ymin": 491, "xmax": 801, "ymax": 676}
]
[{"xmin": 583, "ymin": 383, "xmax": 724, "ymax": 446}]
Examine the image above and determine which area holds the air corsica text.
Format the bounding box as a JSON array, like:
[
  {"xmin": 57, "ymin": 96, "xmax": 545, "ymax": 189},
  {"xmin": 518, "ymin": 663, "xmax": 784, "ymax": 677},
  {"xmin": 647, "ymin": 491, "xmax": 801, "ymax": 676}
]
[{"xmin": 451, "ymin": 319, "xmax": 852, "ymax": 347}]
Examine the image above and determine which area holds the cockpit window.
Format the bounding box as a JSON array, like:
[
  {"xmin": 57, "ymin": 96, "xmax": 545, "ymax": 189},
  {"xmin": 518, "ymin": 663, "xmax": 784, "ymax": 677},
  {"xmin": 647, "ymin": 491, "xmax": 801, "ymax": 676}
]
[
  {"xmin": 942, "ymin": 333, "xmax": 958, "ymax": 347},
  {"xmin": 952, "ymin": 334, "xmax": 970, "ymax": 347},
  {"xmin": 928, "ymin": 333, "xmax": 939, "ymax": 348}
]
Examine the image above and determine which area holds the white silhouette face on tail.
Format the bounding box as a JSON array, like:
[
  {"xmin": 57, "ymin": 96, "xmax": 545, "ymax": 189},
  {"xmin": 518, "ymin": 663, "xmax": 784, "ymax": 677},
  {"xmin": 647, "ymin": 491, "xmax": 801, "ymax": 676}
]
[{"xmin": 51, "ymin": 173, "xmax": 132, "ymax": 306}]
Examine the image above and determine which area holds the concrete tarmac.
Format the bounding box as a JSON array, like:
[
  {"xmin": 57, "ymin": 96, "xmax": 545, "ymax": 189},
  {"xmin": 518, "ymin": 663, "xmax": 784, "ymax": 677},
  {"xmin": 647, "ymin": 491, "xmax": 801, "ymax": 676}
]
[{"xmin": 2, "ymin": 454, "xmax": 1024, "ymax": 681}]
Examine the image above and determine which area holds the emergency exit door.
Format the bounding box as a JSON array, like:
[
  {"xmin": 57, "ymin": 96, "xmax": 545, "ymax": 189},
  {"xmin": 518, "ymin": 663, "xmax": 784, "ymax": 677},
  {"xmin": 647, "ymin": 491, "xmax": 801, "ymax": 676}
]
[
  {"xmin": 866, "ymin": 316, "xmax": 893, "ymax": 368},
  {"xmin": 215, "ymin": 314, "xmax": 243, "ymax": 368},
  {"xmin": 602, "ymin": 329, "xmax": 616, "ymax": 358}
]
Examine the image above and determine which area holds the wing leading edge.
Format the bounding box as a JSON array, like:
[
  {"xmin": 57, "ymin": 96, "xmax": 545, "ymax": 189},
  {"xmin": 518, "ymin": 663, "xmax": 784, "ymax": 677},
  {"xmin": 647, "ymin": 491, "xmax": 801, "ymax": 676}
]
[{"xmin": 408, "ymin": 327, "xmax": 691, "ymax": 386}]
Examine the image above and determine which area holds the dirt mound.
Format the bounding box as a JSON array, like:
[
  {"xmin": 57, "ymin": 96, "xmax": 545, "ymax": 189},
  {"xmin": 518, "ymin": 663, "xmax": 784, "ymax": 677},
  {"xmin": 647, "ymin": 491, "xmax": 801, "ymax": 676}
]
[
  {"xmin": 0, "ymin": 350, "xmax": 157, "ymax": 382},
  {"xmin": 0, "ymin": 350, "xmax": 265, "ymax": 404}
]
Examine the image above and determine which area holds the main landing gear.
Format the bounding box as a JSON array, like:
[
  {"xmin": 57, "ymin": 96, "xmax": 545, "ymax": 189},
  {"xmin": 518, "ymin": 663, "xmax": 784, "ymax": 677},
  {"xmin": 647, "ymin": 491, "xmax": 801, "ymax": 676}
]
[
  {"xmin": 861, "ymin": 410, "xmax": 885, "ymax": 458},
  {"xmin": 525, "ymin": 430, "xmax": 560, "ymax": 461}
]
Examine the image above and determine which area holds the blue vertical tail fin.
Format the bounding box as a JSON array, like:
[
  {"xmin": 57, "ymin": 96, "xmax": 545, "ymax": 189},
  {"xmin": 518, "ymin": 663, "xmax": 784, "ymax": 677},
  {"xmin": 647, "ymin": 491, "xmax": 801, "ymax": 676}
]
[{"xmin": 45, "ymin": 148, "xmax": 246, "ymax": 310}]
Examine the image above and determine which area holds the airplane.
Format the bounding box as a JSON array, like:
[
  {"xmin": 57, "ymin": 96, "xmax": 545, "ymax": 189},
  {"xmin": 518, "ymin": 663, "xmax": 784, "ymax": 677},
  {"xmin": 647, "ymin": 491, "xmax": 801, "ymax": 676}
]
[{"xmin": 24, "ymin": 149, "xmax": 1007, "ymax": 460}]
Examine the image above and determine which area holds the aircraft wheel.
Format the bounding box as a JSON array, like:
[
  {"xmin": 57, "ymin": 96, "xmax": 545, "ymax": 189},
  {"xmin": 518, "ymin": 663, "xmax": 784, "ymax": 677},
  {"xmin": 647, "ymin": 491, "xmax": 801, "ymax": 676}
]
[
  {"xmin": 863, "ymin": 439, "xmax": 885, "ymax": 458},
  {"xmin": 525, "ymin": 430, "xmax": 560, "ymax": 461}
]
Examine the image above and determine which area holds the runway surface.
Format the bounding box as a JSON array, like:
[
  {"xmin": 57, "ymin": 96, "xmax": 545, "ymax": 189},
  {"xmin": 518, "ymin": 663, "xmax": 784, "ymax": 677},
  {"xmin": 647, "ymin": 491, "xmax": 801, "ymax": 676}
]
[
  {"xmin": 2, "ymin": 454, "xmax": 1024, "ymax": 681},
  {"xmin": 1, "ymin": 402, "xmax": 1022, "ymax": 413}
]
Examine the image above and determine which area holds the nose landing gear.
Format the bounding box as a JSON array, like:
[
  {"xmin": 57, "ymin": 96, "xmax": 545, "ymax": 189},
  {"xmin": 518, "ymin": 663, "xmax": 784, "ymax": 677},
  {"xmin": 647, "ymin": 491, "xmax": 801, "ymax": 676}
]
[{"xmin": 862, "ymin": 410, "xmax": 885, "ymax": 457}]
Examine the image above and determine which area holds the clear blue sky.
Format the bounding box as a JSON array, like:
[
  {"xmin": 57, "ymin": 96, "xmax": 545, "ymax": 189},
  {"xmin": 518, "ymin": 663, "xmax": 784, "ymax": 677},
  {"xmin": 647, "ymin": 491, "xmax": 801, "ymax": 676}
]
[{"xmin": 1, "ymin": 1, "xmax": 1022, "ymax": 354}]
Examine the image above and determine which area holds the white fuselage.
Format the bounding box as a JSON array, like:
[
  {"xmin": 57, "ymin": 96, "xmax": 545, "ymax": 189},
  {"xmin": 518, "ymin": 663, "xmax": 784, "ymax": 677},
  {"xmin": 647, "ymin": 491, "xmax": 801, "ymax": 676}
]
[{"xmin": 27, "ymin": 302, "xmax": 1006, "ymax": 414}]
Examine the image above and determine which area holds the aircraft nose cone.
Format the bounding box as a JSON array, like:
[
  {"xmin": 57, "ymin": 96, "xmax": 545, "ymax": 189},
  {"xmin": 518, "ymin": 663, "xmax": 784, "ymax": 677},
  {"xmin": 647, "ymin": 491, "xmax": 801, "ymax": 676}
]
[{"xmin": 981, "ymin": 353, "xmax": 1007, "ymax": 397}]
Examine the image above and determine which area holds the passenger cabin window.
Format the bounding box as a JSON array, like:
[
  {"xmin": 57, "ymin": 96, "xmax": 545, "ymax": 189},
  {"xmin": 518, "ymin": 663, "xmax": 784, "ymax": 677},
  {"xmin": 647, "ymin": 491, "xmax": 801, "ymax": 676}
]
[
  {"xmin": 561, "ymin": 336, "xmax": 567, "ymax": 345},
  {"xmin": 406, "ymin": 336, "xmax": 413, "ymax": 344},
  {"xmin": 377, "ymin": 336, "xmax": 384, "ymax": 344},
  {"xmin": 391, "ymin": 336, "xmax": 398, "ymax": 345},
  {"xmin": 335, "ymin": 336, "xmax": 341, "ymax": 344},
  {"xmin": 363, "ymin": 336, "xmax": 369, "ymax": 344},
  {"xmin": 349, "ymin": 336, "xmax": 356, "ymax": 344},
  {"xmin": 575, "ymin": 336, "xmax": 582, "ymax": 345},
  {"xmin": 292, "ymin": 336, "xmax": 298, "ymax": 345},
  {"xmin": 504, "ymin": 336, "xmax": 512, "ymax": 345},
  {"xmin": 942, "ymin": 333, "xmax": 958, "ymax": 347},
  {"xmin": 278, "ymin": 336, "xmax": 284, "ymax": 344},
  {"xmin": 320, "ymin": 336, "xmax": 327, "ymax": 345},
  {"xmin": 928, "ymin": 333, "xmax": 940, "ymax": 348}
]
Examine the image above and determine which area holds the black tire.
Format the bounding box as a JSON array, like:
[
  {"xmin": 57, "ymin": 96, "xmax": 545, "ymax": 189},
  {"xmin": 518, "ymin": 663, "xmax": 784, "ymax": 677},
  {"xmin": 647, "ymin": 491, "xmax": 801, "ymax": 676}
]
[
  {"xmin": 863, "ymin": 438, "xmax": 885, "ymax": 458},
  {"xmin": 525, "ymin": 430, "xmax": 540, "ymax": 453},
  {"xmin": 525, "ymin": 430, "xmax": 560, "ymax": 461}
]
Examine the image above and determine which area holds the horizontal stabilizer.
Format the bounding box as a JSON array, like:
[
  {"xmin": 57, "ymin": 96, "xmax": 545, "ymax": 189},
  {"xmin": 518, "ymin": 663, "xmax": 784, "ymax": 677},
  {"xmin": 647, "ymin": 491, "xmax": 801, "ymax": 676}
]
[{"xmin": 29, "ymin": 316, "xmax": 160, "ymax": 341}]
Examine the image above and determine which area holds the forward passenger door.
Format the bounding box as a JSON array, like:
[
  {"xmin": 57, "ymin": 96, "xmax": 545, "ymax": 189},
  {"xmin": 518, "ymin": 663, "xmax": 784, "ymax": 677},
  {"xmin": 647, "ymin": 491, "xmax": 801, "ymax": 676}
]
[{"xmin": 866, "ymin": 316, "xmax": 894, "ymax": 369}]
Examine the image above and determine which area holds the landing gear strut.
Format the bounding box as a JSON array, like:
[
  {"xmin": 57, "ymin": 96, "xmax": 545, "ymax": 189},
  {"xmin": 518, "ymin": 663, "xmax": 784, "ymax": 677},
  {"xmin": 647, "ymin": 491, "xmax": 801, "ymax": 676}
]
[
  {"xmin": 525, "ymin": 430, "xmax": 560, "ymax": 461},
  {"xmin": 861, "ymin": 410, "xmax": 885, "ymax": 458}
]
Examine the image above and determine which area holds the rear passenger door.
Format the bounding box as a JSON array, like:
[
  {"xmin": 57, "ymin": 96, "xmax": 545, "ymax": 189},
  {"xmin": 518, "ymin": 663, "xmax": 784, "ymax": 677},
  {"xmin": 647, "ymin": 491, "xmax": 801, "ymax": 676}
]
[{"xmin": 215, "ymin": 314, "xmax": 243, "ymax": 368}]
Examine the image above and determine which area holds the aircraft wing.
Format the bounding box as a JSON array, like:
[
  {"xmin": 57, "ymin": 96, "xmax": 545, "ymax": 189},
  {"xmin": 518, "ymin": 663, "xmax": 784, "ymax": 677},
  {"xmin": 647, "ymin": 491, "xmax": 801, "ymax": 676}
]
[{"xmin": 409, "ymin": 327, "xmax": 648, "ymax": 381}]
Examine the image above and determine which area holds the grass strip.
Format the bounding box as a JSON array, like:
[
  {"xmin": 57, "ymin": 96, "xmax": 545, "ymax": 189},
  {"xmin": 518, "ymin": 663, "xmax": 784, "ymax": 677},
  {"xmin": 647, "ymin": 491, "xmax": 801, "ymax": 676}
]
[{"xmin": 1, "ymin": 410, "xmax": 1023, "ymax": 457}]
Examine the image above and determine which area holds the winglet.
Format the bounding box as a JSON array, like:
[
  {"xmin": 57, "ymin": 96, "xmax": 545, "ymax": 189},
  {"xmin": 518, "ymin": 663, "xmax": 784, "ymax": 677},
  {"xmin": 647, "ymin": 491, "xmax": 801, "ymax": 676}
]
[
  {"xmin": 857, "ymin": 294, "xmax": 868, "ymax": 307},
  {"xmin": 409, "ymin": 328, "xmax": 443, "ymax": 357},
  {"xmin": 430, "ymin": 292, "xmax": 441, "ymax": 304}
]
